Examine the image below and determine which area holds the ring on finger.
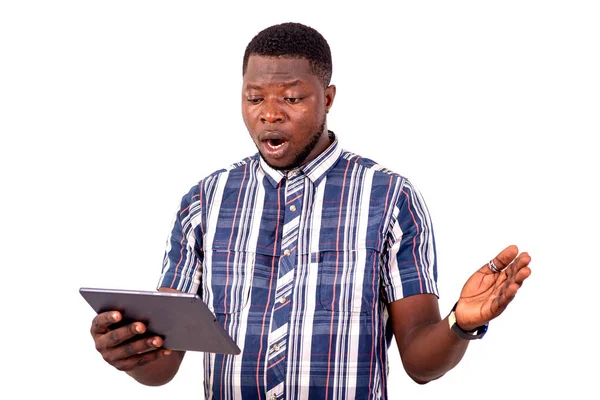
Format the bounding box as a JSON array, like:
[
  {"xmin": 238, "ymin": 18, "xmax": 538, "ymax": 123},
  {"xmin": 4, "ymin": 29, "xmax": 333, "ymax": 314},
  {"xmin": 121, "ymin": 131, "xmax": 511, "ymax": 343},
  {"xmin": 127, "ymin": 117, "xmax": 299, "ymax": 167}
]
[{"xmin": 488, "ymin": 259, "xmax": 502, "ymax": 273}]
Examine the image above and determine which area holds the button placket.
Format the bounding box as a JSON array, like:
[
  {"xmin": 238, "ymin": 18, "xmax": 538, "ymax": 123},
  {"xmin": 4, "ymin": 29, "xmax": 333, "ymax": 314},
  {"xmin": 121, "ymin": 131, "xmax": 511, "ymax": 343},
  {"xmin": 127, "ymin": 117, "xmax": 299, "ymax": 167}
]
[{"xmin": 265, "ymin": 171, "xmax": 304, "ymax": 399}]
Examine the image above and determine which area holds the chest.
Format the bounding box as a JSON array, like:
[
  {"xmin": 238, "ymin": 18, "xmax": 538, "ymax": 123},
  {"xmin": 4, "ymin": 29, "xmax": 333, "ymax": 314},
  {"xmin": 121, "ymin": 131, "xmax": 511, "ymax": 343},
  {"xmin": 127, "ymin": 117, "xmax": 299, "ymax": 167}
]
[{"xmin": 201, "ymin": 170, "xmax": 393, "ymax": 316}]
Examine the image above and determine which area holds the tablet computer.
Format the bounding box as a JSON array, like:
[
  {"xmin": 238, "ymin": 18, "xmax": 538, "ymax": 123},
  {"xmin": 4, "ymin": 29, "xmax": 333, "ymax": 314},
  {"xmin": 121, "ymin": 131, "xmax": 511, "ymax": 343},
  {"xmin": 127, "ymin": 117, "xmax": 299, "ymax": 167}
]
[{"xmin": 80, "ymin": 287, "xmax": 240, "ymax": 355}]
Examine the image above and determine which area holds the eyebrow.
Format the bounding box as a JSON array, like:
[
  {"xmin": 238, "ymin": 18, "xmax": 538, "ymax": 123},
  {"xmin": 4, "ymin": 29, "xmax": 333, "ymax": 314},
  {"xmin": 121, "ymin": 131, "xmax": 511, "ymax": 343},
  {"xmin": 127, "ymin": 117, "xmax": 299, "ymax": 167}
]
[
  {"xmin": 279, "ymin": 79, "xmax": 302, "ymax": 88},
  {"xmin": 245, "ymin": 79, "xmax": 303, "ymax": 90}
]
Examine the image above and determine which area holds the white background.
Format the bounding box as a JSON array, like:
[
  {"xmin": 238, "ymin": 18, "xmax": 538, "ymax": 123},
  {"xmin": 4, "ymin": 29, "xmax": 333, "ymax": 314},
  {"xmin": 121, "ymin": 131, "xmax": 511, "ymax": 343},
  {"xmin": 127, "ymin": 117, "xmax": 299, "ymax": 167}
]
[{"xmin": 1, "ymin": 1, "xmax": 598, "ymax": 398}]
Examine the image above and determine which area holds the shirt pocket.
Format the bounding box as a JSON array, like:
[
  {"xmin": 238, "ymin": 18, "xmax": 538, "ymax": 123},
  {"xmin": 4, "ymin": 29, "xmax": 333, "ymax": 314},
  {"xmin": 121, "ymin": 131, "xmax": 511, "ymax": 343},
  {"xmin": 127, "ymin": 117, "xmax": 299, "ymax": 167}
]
[
  {"xmin": 205, "ymin": 244, "xmax": 255, "ymax": 315},
  {"xmin": 316, "ymin": 245, "xmax": 380, "ymax": 315}
]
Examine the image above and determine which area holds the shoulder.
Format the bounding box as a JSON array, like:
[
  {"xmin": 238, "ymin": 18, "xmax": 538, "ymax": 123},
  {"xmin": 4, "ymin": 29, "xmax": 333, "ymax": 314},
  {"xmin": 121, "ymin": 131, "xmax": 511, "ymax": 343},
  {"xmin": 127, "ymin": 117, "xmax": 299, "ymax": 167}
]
[
  {"xmin": 337, "ymin": 149, "xmax": 428, "ymax": 209},
  {"xmin": 338, "ymin": 149, "xmax": 409, "ymax": 187},
  {"xmin": 180, "ymin": 154, "xmax": 260, "ymax": 201},
  {"xmin": 205, "ymin": 153, "xmax": 259, "ymax": 180}
]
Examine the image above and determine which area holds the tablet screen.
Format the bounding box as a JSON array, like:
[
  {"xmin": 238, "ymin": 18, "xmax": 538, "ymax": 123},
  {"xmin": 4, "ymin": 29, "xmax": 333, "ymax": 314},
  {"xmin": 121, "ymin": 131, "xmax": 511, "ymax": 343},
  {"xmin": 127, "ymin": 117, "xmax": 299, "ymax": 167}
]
[{"xmin": 80, "ymin": 287, "xmax": 240, "ymax": 354}]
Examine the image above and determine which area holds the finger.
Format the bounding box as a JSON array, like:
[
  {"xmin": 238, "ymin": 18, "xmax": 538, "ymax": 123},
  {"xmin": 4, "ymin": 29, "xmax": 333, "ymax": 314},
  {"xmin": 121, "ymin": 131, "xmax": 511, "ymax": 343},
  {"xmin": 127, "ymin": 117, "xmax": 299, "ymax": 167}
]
[
  {"xmin": 491, "ymin": 244, "xmax": 519, "ymax": 271},
  {"xmin": 514, "ymin": 265, "xmax": 532, "ymax": 285},
  {"xmin": 112, "ymin": 346, "xmax": 172, "ymax": 372},
  {"xmin": 498, "ymin": 276, "xmax": 529, "ymax": 304},
  {"xmin": 514, "ymin": 252, "xmax": 532, "ymax": 271},
  {"xmin": 505, "ymin": 252, "xmax": 532, "ymax": 281},
  {"xmin": 95, "ymin": 321, "xmax": 147, "ymax": 351},
  {"xmin": 91, "ymin": 311, "xmax": 122, "ymax": 336},
  {"xmin": 494, "ymin": 261, "xmax": 531, "ymax": 309},
  {"xmin": 102, "ymin": 336, "xmax": 164, "ymax": 364}
]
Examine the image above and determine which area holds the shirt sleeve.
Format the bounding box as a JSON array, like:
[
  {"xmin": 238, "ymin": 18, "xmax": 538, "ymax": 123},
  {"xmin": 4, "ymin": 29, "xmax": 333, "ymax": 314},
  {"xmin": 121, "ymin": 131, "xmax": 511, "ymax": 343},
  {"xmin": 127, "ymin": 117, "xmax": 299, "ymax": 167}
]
[
  {"xmin": 157, "ymin": 182, "xmax": 204, "ymax": 294},
  {"xmin": 380, "ymin": 178, "xmax": 438, "ymax": 303}
]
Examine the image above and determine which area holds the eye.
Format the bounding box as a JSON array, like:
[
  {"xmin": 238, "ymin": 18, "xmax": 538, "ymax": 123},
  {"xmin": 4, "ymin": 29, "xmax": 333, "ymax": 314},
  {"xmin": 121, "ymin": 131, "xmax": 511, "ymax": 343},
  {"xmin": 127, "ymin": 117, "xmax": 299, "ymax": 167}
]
[
  {"xmin": 285, "ymin": 97, "xmax": 302, "ymax": 104},
  {"xmin": 246, "ymin": 97, "xmax": 263, "ymax": 104}
]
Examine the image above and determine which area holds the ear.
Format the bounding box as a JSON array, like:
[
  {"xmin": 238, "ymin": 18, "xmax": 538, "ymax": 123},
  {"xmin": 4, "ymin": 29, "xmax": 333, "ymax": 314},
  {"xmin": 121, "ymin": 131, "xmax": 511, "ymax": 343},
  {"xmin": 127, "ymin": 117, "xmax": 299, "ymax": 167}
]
[{"xmin": 324, "ymin": 85, "xmax": 336, "ymax": 113}]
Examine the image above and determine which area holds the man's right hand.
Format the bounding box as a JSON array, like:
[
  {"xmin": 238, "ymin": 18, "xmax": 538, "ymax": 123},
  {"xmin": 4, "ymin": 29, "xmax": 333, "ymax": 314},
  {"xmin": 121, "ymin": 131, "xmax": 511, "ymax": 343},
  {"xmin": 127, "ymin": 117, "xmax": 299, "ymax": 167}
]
[{"xmin": 90, "ymin": 310, "xmax": 171, "ymax": 372}]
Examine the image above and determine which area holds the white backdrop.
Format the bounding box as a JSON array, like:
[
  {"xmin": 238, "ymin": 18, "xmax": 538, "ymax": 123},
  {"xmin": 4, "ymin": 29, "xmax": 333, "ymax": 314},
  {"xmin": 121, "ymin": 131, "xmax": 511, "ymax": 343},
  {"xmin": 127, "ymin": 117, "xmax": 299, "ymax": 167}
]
[{"xmin": 1, "ymin": 1, "xmax": 598, "ymax": 398}]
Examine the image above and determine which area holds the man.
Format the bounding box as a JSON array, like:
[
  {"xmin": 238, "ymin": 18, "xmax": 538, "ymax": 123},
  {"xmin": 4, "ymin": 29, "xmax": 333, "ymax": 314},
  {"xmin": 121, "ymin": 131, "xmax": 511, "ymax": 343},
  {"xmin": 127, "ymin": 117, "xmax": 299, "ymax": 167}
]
[{"xmin": 90, "ymin": 22, "xmax": 532, "ymax": 399}]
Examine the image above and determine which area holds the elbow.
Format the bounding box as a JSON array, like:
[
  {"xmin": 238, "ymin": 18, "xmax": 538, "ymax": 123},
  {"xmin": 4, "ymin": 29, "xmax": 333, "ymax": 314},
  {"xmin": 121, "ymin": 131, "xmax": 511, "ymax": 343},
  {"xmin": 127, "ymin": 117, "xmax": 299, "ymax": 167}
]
[
  {"xmin": 403, "ymin": 361, "xmax": 446, "ymax": 385},
  {"xmin": 406, "ymin": 371, "xmax": 444, "ymax": 385},
  {"xmin": 408, "ymin": 373, "xmax": 431, "ymax": 385}
]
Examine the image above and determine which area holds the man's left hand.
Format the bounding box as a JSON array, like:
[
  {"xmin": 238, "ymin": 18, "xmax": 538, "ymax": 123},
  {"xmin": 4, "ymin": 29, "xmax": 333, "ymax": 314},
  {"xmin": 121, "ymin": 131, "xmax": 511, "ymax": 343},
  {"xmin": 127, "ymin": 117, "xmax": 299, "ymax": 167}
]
[{"xmin": 454, "ymin": 245, "xmax": 532, "ymax": 331}]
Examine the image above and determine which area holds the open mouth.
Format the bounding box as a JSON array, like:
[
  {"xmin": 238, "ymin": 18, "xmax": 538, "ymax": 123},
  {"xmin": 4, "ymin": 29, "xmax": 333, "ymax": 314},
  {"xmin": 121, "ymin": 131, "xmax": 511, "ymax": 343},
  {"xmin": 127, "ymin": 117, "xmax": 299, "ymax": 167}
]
[
  {"xmin": 266, "ymin": 138, "xmax": 286, "ymax": 150},
  {"xmin": 261, "ymin": 136, "xmax": 289, "ymax": 158}
]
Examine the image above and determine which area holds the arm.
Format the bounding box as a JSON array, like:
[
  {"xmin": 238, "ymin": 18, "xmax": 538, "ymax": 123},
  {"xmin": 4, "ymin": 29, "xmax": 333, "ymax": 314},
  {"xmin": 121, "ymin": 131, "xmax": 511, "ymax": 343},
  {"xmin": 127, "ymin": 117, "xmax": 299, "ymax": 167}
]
[
  {"xmin": 127, "ymin": 182, "xmax": 204, "ymax": 384},
  {"xmin": 90, "ymin": 184, "xmax": 205, "ymax": 386},
  {"xmin": 388, "ymin": 294, "xmax": 467, "ymax": 384},
  {"xmin": 389, "ymin": 245, "xmax": 532, "ymax": 384},
  {"xmin": 89, "ymin": 287, "xmax": 186, "ymax": 387}
]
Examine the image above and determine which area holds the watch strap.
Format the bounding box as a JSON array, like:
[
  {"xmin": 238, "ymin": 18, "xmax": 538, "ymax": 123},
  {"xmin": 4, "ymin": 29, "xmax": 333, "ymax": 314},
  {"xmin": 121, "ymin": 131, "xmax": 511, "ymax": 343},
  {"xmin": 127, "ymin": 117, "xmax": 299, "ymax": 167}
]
[{"xmin": 448, "ymin": 302, "xmax": 488, "ymax": 340}]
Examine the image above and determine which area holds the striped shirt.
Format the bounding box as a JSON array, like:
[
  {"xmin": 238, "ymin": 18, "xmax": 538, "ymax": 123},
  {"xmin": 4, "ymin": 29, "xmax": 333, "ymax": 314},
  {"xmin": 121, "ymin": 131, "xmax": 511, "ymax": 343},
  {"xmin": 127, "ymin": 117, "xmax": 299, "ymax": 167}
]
[{"xmin": 158, "ymin": 135, "xmax": 438, "ymax": 400}]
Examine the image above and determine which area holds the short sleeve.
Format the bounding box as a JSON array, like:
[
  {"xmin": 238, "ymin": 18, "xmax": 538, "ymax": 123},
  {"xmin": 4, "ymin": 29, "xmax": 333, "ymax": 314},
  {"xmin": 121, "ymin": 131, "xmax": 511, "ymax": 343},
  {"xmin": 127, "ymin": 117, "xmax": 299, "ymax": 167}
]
[
  {"xmin": 380, "ymin": 178, "xmax": 438, "ymax": 303},
  {"xmin": 157, "ymin": 182, "xmax": 204, "ymax": 294}
]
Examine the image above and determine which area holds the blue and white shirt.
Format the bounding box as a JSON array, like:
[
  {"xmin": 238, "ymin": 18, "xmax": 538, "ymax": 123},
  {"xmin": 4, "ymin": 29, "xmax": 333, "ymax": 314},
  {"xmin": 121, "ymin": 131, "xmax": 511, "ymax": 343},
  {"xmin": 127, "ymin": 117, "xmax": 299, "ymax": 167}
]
[{"xmin": 158, "ymin": 136, "xmax": 438, "ymax": 400}]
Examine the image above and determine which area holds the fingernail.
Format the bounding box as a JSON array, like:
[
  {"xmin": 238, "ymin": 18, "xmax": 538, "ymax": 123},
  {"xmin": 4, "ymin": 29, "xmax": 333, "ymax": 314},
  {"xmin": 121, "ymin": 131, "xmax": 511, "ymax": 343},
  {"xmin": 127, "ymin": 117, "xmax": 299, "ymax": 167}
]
[
  {"xmin": 112, "ymin": 312, "xmax": 119, "ymax": 321},
  {"xmin": 152, "ymin": 338, "xmax": 160, "ymax": 347},
  {"xmin": 135, "ymin": 324, "xmax": 142, "ymax": 333},
  {"xmin": 164, "ymin": 350, "xmax": 171, "ymax": 356}
]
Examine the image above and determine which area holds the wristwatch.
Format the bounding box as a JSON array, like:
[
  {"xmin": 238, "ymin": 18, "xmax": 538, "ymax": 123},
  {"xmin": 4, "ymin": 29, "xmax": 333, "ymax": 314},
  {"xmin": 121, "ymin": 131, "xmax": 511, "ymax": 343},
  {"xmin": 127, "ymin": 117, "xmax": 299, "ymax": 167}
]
[{"xmin": 448, "ymin": 302, "xmax": 488, "ymax": 340}]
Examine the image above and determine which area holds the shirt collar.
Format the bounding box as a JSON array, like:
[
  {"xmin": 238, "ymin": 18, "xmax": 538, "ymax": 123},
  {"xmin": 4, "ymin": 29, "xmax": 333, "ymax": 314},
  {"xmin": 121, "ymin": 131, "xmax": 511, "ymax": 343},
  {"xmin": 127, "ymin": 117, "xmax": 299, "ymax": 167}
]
[{"xmin": 258, "ymin": 131, "xmax": 342, "ymax": 188}]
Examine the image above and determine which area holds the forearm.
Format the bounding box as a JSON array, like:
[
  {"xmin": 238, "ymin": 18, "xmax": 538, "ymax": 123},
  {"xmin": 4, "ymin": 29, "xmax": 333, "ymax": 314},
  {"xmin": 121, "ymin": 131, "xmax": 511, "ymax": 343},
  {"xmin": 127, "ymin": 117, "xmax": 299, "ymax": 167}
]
[
  {"xmin": 398, "ymin": 317, "xmax": 468, "ymax": 384},
  {"xmin": 126, "ymin": 350, "xmax": 185, "ymax": 386}
]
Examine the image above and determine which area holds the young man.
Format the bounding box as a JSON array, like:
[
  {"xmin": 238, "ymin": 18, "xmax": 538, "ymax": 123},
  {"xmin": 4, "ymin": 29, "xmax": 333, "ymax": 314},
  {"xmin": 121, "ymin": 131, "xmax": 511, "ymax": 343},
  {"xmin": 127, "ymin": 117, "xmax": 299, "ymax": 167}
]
[{"xmin": 90, "ymin": 22, "xmax": 532, "ymax": 399}]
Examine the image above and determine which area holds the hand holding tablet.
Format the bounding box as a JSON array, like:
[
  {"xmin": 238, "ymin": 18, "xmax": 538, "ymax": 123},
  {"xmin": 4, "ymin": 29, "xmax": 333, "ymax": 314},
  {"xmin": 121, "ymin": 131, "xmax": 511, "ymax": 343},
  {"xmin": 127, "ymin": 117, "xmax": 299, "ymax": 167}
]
[{"xmin": 81, "ymin": 287, "xmax": 240, "ymax": 354}]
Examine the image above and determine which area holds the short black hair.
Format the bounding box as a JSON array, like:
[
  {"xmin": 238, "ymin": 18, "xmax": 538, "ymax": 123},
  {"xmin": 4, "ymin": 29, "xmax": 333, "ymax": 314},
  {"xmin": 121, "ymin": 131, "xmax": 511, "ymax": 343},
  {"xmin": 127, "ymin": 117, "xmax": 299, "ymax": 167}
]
[{"xmin": 242, "ymin": 22, "xmax": 332, "ymax": 87}]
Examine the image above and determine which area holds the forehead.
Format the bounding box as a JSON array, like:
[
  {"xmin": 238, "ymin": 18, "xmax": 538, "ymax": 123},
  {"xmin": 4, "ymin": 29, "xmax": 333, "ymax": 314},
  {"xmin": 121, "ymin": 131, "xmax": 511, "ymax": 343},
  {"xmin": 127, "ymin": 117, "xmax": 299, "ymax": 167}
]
[{"xmin": 243, "ymin": 56, "xmax": 319, "ymax": 87}]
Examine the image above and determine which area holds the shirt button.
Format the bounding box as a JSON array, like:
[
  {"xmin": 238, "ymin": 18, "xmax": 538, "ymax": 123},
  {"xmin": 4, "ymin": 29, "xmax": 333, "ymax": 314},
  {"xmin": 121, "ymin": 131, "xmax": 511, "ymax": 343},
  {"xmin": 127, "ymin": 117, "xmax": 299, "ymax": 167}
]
[
  {"xmin": 272, "ymin": 343, "xmax": 280, "ymax": 352},
  {"xmin": 283, "ymin": 249, "xmax": 291, "ymax": 256},
  {"xmin": 290, "ymin": 205, "xmax": 297, "ymax": 212},
  {"xmin": 279, "ymin": 296, "xmax": 287, "ymax": 304},
  {"xmin": 271, "ymin": 396, "xmax": 278, "ymax": 400}
]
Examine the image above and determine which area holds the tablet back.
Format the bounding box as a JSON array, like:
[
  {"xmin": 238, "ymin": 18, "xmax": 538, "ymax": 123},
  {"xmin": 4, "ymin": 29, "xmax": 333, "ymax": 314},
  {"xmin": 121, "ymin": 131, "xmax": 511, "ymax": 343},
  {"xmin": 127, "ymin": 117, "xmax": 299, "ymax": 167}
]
[{"xmin": 80, "ymin": 287, "xmax": 240, "ymax": 354}]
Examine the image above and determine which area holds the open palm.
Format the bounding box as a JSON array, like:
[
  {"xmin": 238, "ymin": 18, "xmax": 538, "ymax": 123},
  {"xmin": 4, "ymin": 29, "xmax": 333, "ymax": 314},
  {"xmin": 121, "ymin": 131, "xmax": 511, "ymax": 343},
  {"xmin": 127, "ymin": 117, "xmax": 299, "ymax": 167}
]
[{"xmin": 455, "ymin": 245, "xmax": 532, "ymax": 331}]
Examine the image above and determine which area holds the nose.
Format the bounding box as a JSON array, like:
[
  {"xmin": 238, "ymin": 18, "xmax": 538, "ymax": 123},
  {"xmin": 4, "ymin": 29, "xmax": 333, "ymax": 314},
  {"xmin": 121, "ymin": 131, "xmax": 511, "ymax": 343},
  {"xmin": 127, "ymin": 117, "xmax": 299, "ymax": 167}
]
[{"xmin": 260, "ymin": 99, "xmax": 285, "ymax": 123}]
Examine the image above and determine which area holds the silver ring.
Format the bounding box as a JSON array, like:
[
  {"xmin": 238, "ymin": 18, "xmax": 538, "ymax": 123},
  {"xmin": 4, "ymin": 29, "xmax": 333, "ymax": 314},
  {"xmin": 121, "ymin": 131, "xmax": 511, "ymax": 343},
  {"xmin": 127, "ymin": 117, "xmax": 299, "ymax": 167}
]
[{"xmin": 488, "ymin": 259, "xmax": 502, "ymax": 273}]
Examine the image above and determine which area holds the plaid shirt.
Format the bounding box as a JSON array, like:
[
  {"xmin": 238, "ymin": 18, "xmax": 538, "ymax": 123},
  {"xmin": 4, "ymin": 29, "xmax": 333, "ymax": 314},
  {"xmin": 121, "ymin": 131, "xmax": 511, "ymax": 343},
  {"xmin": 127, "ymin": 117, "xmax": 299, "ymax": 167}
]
[{"xmin": 158, "ymin": 136, "xmax": 438, "ymax": 400}]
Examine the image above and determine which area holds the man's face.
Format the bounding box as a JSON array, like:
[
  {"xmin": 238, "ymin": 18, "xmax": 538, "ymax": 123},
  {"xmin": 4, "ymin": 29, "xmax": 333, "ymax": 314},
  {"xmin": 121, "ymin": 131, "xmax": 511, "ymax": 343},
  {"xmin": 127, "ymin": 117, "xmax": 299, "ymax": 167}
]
[{"xmin": 242, "ymin": 56, "xmax": 335, "ymax": 170}]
